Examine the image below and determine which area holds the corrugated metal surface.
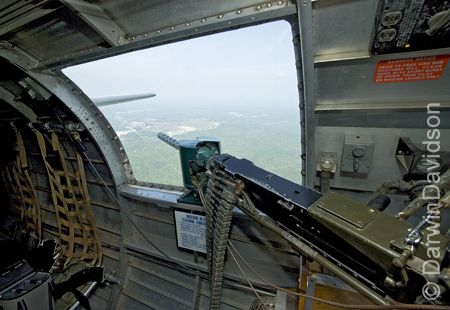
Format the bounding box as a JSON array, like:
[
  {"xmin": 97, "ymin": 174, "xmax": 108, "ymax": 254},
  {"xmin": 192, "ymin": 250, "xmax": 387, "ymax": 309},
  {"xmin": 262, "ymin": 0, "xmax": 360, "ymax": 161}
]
[{"xmin": 0, "ymin": 1, "xmax": 108, "ymax": 61}]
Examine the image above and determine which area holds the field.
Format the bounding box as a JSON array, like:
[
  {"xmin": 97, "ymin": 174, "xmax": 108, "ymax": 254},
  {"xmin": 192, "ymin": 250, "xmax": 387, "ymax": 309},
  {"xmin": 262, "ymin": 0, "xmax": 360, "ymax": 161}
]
[{"xmin": 102, "ymin": 103, "xmax": 303, "ymax": 186}]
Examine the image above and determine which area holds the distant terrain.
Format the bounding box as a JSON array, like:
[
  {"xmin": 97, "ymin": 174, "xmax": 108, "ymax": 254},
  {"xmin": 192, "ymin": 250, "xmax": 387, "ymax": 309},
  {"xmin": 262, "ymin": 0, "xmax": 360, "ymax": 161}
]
[{"xmin": 103, "ymin": 104, "xmax": 303, "ymax": 186}]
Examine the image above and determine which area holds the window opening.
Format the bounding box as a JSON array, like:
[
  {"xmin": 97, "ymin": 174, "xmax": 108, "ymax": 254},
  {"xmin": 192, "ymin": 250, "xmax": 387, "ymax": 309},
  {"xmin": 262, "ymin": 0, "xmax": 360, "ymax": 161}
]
[{"xmin": 63, "ymin": 20, "xmax": 302, "ymax": 186}]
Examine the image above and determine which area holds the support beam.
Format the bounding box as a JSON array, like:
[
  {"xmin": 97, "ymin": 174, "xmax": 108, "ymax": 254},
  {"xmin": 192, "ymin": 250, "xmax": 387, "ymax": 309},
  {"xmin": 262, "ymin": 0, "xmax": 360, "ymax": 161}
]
[{"xmin": 297, "ymin": 0, "xmax": 316, "ymax": 187}]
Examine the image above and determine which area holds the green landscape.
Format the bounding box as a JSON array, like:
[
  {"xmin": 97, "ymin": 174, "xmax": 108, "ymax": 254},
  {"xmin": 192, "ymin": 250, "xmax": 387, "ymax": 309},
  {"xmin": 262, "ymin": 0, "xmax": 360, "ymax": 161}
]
[{"xmin": 102, "ymin": 104, "xmax": 303, "ymax": 186}]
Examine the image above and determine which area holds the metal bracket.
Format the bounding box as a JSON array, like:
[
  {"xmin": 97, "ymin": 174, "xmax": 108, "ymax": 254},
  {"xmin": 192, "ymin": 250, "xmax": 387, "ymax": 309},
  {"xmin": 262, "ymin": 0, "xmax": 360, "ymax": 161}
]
[
  {"xmin": 317, "ymin": 151, "xmax": 338, "ymax": 173},
  {"xmin": 275, "ymin": 290, "xmax": 299, "ymax": 310},
  {"xmin": 303, "ymin": 276, "xmax": 317, "ymax": 310},
  {"xmin": 341, "ymin": 135, "xmax": 374, "ymax": 174},
  {"xmin": 190, "ymin": 275, "xmax": 202, "ymax": 310}
]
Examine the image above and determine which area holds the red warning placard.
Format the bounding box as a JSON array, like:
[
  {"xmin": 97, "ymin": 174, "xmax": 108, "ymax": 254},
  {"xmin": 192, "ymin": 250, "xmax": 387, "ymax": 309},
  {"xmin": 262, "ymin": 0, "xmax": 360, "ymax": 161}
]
[{"xmin": 374, "ymin": 54, "xmax": 449, "ymax": 83}]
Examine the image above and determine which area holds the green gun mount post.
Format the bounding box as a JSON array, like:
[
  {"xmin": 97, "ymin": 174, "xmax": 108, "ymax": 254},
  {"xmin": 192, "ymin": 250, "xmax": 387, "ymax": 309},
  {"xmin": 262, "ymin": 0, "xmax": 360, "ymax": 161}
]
[{"xmin": 157, "ymin": 132, "xmax": 221, "ymax": 204}]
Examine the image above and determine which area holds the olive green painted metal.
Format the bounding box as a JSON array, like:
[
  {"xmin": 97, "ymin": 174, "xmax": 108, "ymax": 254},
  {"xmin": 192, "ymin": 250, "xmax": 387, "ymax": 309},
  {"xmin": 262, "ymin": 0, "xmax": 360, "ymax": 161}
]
[
  {"xmin": 308, "ymin": 191, "xmax": 449, "ymax": 276},
  {"xmin": 157, "ymin": 132, "xmax": 221, "ymax": 204},
  {"xmin": 178, "ymin": 138, "xmax": 221, "ymax": 191},
  {"xmin": 234, "ymin": 197, "xmax": 393, "ymax": 306}
]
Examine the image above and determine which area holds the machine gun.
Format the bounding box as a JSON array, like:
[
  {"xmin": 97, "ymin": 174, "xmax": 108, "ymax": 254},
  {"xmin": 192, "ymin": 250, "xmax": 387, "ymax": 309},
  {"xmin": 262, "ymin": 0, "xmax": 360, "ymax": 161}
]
[
  {"xmin": 205, "ymin": 154, "xmax": 450, "ymax": 307},
  {"xmin": 158, "ymin": 134, "xmax": 450, "ymax": 307}
]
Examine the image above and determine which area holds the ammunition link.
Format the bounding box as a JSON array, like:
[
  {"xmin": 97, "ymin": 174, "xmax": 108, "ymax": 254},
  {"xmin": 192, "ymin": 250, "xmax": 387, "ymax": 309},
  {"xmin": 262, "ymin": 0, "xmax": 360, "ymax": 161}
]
[{"xmin": 204, "ymin": 168, "xmax": 242, "ymax": 310}]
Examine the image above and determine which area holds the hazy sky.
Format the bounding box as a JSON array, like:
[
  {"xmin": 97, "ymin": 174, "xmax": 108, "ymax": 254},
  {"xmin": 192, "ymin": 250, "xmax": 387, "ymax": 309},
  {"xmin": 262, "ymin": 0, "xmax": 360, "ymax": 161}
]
[
  {"xmin": 63, "ymin": 20, "xmax": 299, "ymax": 111},
  {"xmin": 63, "ymin": 20, "xmax": 303, "ymax": 184}
]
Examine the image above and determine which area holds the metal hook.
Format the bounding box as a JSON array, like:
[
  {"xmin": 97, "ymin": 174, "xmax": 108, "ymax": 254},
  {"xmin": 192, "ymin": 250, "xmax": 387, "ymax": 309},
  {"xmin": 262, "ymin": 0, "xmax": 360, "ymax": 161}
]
[
  {"xmin": 27, "ymin": 122, "xmax": 37, "ymax": 131},
  {"xmin": 10, "ymin": 121, "xmax": 17, "ymax": 131}
]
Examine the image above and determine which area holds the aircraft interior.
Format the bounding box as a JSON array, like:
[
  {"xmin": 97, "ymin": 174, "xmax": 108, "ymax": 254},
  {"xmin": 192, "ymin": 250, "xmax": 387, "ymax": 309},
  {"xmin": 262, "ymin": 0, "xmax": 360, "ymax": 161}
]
[{"xmin": 0, "ymin": 1, "xmax": 449, "ymax": 310}]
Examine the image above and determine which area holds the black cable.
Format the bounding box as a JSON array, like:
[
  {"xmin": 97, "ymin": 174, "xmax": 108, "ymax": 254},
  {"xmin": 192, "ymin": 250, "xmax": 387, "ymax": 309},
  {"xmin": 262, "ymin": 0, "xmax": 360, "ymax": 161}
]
[
  {"xmin": 227, "ymin": 241, "xmax": 449, "ymax": 310},
  {"xmin": 227, "ymin": 243, "xmax": 270, "ymax": 310}
]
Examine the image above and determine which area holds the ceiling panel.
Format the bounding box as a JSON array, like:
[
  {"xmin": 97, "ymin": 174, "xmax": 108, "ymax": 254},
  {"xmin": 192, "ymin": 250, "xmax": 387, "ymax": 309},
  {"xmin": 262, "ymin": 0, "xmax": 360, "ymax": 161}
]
[
  {"xmin": 101, "ymin": 0, "xmax": 273, "ymax": 36},
  {"xmin": 0, "ymin": 4, "xmax": 108, "ymax": 62}
]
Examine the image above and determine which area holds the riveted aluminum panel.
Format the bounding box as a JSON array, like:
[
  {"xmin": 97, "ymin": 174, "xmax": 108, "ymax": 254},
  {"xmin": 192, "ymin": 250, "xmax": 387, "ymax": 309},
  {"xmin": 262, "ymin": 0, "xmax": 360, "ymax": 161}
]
[
  {"xmin": 1, "ymin": 7, "xmax": 108, "ymax": 62},
  {"xmin": 313, "ymin": 0, "xmax": 379, "ymax": 57},
  {"xmin": 101, "ymin": 0, "xmax": 281, "ymax": 36},
  {"xmin": 315, "ymin": 49, "xmax": 450, "ymax": 108},
  {"xmin": 313, "ymin": 126, "xmax": 450, "ymax": 192}
]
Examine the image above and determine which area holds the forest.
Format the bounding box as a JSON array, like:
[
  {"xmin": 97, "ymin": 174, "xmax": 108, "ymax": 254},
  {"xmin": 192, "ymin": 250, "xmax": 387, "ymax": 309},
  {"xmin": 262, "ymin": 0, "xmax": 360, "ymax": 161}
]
[{"xmin": 102, "ymin": 104, "xmax": 303, "ymax": 187}]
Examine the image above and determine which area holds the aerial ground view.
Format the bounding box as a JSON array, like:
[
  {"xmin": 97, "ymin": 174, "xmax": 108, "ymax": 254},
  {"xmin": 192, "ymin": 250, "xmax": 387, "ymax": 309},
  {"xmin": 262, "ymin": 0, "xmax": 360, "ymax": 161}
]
[
  {"xmin": 101, "ymin": 102, "xmax": 303, "ymax": 186},
  {"xmin": 63, "ymin": 21, "xmax": 303, "ymax": 186}
]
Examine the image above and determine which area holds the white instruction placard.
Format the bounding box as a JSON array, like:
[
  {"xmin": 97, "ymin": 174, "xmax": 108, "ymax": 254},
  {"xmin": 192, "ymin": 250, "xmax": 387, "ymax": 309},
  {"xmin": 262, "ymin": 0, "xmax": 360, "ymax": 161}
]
[{"xmin": 174, "ymin": 211, "xmax": 207, "ymax": 253}]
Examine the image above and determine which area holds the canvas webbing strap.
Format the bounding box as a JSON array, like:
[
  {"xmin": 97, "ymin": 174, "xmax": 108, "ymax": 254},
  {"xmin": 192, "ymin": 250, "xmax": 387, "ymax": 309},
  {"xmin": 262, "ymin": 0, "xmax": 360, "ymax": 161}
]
[
  {"xmin": 35, "ymin": 130, "xmax": 102, "ymax": 267},
  {"xmin": 11, "ymin": 128, "xmax": 41, "ymax": 240}
]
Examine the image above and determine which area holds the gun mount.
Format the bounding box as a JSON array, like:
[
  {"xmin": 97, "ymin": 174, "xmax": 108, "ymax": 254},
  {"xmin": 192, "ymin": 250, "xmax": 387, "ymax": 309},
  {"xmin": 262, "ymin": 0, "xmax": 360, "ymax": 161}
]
[{"xmin": 157, "ymin": 132, "xmax": 221, "ymax": 204}]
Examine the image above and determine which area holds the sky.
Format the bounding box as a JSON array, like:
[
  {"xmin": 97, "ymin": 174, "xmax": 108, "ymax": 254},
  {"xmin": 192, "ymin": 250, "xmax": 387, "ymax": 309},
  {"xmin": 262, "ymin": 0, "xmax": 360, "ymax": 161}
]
[{"xmin": 63, "ymin": 20, "xmax": 299, "ymax": 111}]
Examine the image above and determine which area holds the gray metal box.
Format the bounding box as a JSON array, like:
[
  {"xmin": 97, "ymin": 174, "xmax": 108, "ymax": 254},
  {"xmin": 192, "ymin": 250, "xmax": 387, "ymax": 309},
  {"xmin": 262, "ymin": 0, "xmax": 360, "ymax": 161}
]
[{"xmin": 341, "ymin": 135, "xmax": 374, "ymax": 174}]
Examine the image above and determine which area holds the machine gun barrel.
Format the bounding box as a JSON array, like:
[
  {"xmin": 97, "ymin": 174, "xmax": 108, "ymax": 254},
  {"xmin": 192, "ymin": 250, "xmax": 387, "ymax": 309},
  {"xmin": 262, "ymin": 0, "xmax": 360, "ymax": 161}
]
[{"xmin": 157, "ymin": 132, "xmax": 179, "ymax": 150}]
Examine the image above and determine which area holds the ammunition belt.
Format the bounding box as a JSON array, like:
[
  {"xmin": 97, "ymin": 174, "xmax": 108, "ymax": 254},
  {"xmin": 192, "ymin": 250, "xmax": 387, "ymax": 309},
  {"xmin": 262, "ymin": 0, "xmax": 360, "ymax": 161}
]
[{"xmin": 204, "ymin": 170, "xmax": 243, "ymax": 310}]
